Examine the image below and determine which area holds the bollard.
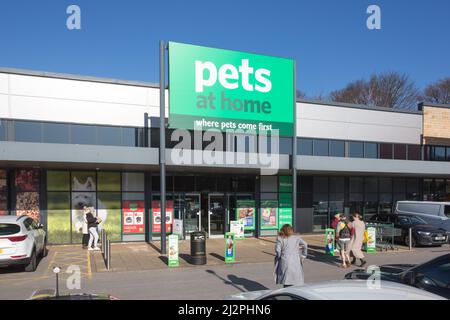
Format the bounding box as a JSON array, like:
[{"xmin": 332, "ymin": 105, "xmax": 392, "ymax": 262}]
[
  {"xmin": 107, "ymin": 239, "xmax": 111, "ymax": 270},
  {"xmin": 409, "ymin": 228, "xmax": 412, "ymax": 251}
]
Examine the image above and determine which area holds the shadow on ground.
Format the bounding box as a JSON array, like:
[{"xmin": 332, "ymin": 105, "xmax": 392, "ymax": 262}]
[{"xmin": 205, "ymin": 269, "xmax": 269, "ymax": 292}]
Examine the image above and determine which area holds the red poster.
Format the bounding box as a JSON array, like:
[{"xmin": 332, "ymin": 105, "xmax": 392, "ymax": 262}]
[
  {"xmin": 152, "ymin": 200, "xmax": 173, "ymax": 233},
  {"xmin": 122, "ymin": 201, "xmax": 145, "ymax": 234}
]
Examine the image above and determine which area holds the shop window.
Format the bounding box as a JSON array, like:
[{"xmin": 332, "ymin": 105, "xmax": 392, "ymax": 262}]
[
  {"xmin": 15, "ymin": 170, "xmax": 40, "ymax": 221},
  {"xmin": 98, "ymin": 126, "xmax": 121, "ymax": 146},
  {"xmin": 217, "ymin": 176, "xmax": 232, "ymax": 192},
  {"xmin": 298, "ymin": 176, "xmax": 313, "ymax": 193},
  {"xmin": 329, "ymin": 140, "xmax": 345, "ymax": 157},
  {"xmin": 364, "ymin": 143, "xmax": 378, "ymax": 159},
  {"xmin": 313, "ymin": 177, "xmax": 328, "ymax": 193},
  {"xmin": 174, "ymin": 175, "xmax": 195, "ymax": 192},
  {"xmin": 379, "ymin": 193, "xmax": 393, "ymax": 214},
  {"xmin": 298, "ymin": 138, "xmax": 313, "ymax": 156},
  {"xmin": 434, "ymin": 147, "xmax": 446, "ymax": 161},
  {"xmin": 406, "ymin": 178, "xmax": 421, "ymax": 200},
  {"xmin": 47, "ymin": 171, "xmax": 70, "ymax": 191},
  {"xmin": 393, "ymin": 178, "xmax": 406, "ymax": 193},
  {"xmin": 71, "ymin": 192, "xmax": 96, "ymax": 243},
  {"xmin": 122, "ymin": 172, "xmax": 145, "ymax": 192},
  {"xmin": 0, "ymin": 170, "xmax": 7, "ymax": 215},
  {"xmin": 329, "ymin": 177, "xmax": 344, "ymax": 193},
  {"xmin": 15, "ymin": 121, "xmax": 42, "ymax": 143},
  {"xmin": 71, "ymin": 124, "xmax": 97, "ymax": 145},
  {"xmin": 261, "ymin": 176, "xmax": 278, "ymax": 193},
  {"xmin": 379, "ymin": 178, "xmax": 392, "ymax": 193},
  {"xmin": 279, "ymin": 137, "xmax": 293, "ymax": 155},
  {"xmin": 408, "ymin": 145, "xmax": 421, "ymax": 161},
  {"xmin": 380, "ymin": 143, "xmax": 393, "ymax": 159},
  {"xmin": 365, "ymin": 177, "xmax": 378, "ymax": 193},
  {"xmin": 313, "ymin": 139, "xmax": 328, "ymax": 156},
  {"xmin": 394, "ymin": 144, "xmax": 407, "ymax": 160},
  {"xmin": 98, "ymin": 172, "xmax": 121, "ymax": 192},
  {"xmin": 349, "ymin": 177, "xmax": 363, "ymax": 193},
  {"xmin": 47, "ymin": 192, "xmax": 71, "ymax": 244},
  {"xmin": 43, "ymin": 122, "xmax": 69, "ymax": 144},
  {"xmin": 349, "ymin": 142, "xmax": 364, "ymax": 158},
  {"xmin": 97, "ymin": 192, "xmax": 122, "ymax": 241},
  {"xmin": 447, "ymin": 147, "xmax": 450, "ymax": 161},
  {"xmin": 122, "ymin": 127, "xmax": 139, "ymax": 147},
  {"xmin": 72, "ymin": 172, "xmax": 96, "ymax": 191},
  {"xmin": 196, "ymin": 176, "xmax": 216, "ymax": 192}
]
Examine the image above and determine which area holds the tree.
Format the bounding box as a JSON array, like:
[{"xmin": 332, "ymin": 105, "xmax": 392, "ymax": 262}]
[
  {"xmin": 330, "ymin": 72, "xmax": 420, "ymax": 109},
  {"xmin": 422, "ymin": 78, "xmax": 450, "ymax": 104},
  {"xmin": 296, "ymin": 90, "xmax": 306, "ymax": 99}
]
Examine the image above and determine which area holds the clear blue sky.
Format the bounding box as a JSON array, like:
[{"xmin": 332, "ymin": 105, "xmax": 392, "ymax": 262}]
[{"xmin": 0, "ymin": 0, "xmax": 449, "ymax": 97}]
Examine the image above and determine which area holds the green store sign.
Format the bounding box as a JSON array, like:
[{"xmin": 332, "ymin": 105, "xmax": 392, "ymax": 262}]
[{"xmin": 168, "ymin": 42, "xmax": 295, "ymax": 136}]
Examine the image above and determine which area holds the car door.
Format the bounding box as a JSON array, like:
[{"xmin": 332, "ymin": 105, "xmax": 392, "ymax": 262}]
[
  {"xmin": 413, "ymin": 259, "xmax": 450, "ymax": 299},
  {"xmin": 31, "ymin": 220, "xmax": 44, "ymax": 252}
]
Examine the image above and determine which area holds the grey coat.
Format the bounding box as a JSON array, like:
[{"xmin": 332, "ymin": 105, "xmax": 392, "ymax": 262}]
[{"xmin": 274, "ymin": 235, "xmax": 308, "ymax": 286}]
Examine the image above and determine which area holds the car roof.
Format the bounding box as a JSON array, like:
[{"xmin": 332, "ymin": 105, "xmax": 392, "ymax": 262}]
[
  {"xmin": 261, "ymin": 280, "xmax": 446, "ymax": 300},
  {"xmin": 397, "ymin": 201, "xmax": 450, "ymax": 205},
  {"xmin": 0, "ymin": 215, "xmax": 29, "ymax": 224}
]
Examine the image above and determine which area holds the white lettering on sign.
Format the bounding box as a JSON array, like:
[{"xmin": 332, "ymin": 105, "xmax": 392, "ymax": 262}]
[{"xmin": 195, "ymin": 59, "xmax": 272, "ymax": 93}]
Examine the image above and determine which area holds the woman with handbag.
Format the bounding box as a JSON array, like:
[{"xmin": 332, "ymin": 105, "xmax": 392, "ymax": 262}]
[
  {"xmin": 86, "ymin": 207, "xmax": 101, "ymax": 251},
  {"xmin": 350, "ymin": 213, "xmax": 367, "ymax": 267}
]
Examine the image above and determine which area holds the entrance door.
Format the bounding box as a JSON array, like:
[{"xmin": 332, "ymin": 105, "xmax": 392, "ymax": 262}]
[
  {"xmin": 208, "ymin": 194, "xmax": 226, "ymax": 238},
  {"xmin": 184, "ymin": 194, "xmax": 201, "ymax": 235}
]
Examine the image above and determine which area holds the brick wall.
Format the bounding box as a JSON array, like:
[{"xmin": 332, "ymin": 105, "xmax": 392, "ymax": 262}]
[{"xmin": 423, "ymin": 106, "xmax": 450, "ymax": 146}]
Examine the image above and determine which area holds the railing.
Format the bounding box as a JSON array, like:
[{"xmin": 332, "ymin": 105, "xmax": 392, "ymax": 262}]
[{"xmin": 100, "ymin": 230, "xmax": 111, "ymax": 270}]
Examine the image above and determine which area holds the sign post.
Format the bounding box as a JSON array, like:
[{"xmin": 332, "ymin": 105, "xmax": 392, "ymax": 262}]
[
  {"xmin": 168, "ymin": 234, "xmax": 179, "ymax": 267},
  {"xmin": 160, "ymin": 40, "xmax": 167, "ymax": 255},
  {"xmin": 224, "ymin": 232, "xmax": 236, "ymax": 263}
]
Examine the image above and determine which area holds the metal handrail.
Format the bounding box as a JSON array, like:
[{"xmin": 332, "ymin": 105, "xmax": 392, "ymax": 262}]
[{"xmin": 100, "ymin": 230, "xmax": 111, "ymax": 270}]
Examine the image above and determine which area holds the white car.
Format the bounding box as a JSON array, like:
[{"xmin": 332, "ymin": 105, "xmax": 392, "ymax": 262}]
[
  {"xmin": 226, "ymin": 280, "xmax": 446, "ymax": 300},
  {"xmin": 0, "ymin": 215, "xmax": 47, "ymax": 272}
]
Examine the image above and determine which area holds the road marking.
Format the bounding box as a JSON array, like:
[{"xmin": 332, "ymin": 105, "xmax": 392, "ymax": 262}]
[{"xmin": 44, "ymin": 251, "xmax": 59, "ymax": 277}]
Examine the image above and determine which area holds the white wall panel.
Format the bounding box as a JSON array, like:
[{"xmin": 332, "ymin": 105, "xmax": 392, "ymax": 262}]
[{"xmin": 0, "ymin": 74, "xmax": 8, "ymax": 94}]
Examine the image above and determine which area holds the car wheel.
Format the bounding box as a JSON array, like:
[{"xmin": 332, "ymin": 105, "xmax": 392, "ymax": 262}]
[
  {"xmin": 404, "ymin": 234, "xmax": 416, "ymax": 248},
  {"xmin": 25, "ymin": 249, "xmax": 37, "ymax": 272},
  {"xmin": 41, "ymin": 239, "xmax": 48, "ymax": 258}
]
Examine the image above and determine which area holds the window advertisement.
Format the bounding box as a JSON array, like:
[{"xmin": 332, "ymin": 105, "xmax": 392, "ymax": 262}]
[
  {"xmin": 0, "ymin": 170, "xmax": 7, "ymax": 215},
  {"xmin": 15, "ymin": 170, "xmax": 40, "ymax": 222},
  {"xmin": 47, "ymin": 192, "xmax": 71, "ymax": 244},
  {"xmin": 98, "ymin": 192, "xmax": 122, "ymax": 241},
  {"xmin": 260, "ymin": 200, "xmax": 278, "ymax": 230},
  {"xmin": 236, "ymin": 199, "xmax": 255, "ymax": 230},
  {"xmin": 152, "ymin": 200, "xmax": 174, "ymax": 233},
  {"xmin": 230, "ymin": 220, "xmax": 245, "ymax": 239},
  {"xmin": 122, "ymin": 200, "xmax": 145, "ymax": 234},
  {"xmin": 278, "ymin": 193, "xmax": 293, "ymax": 229},
  {"xmin": 168, "ymin": 234, "xmax": 179, "ymax": 268},
  {"xmin": 168, "ymin": 42, "xmax": 295, "ymax": 135}
]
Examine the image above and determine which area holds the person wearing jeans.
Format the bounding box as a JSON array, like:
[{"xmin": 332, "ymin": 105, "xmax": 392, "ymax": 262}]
[{"xmin": 86, "ymin": 208, "xmax": 100, "ymax": 251}]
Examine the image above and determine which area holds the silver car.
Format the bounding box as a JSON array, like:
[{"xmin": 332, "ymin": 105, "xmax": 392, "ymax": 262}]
[{"xmin": 225, "ymin": 280, "xmax": 446, "ymax": 300}]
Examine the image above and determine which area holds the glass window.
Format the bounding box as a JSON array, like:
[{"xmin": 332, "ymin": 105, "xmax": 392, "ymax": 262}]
[
  {"xmin": 72, "ymin": 172, "xmax": 96, "ymax": 191},
  {"xmin": 349, "ymin": 142, "xmax": 364, "ymax": 158},
  {"xmin": 313, "ymin": 177, "xmax": 328, "ymax": 193},
  {"xmin": 122, "ymin": 127, "xmax": 137, "ymax": 147},
  {"xmin": 71, "ymin": 124, "xmax": 97, "ymax": 145},
  {"xmin": 47, "ymin": 171, "xmax": 70, "ymax": 191},
  {"xmin": 329, "ymin": 177, "xmax": 344, "ymax": 193},
  {"xmin": 47, "ymin": 192, "xmax": 71, "ymax": 244},
  {"xmin": 365, "ymin": 177, "xmax": 378, "ymax": 193},
  {"xmin": 434, "ymin": 147, "xmax": 446, "ymax": 161},
  {"xmin": 408, "ymin": 145, "xmax": 421, "ymax": 161},
  {"xmin": 71, "ymin": 192, "xmax": 96, "ymax": 243},
  {"xmin": 379, "ymin": 178, "xmax": 392, "ymax": 192},
  {"xmin": 364, "ymin": 143, "xmax": 378, "ymax": 159},
  {"xmin": 43, "ymin": 122, "xmax": 69, "ymax": 144},
  {"xmin": 15, "ymin": 121, "xmax": 42, "ymax": 143},
  {"xmin": 98, "ymin": 126, "xmax": 121, "ymax": 146},
  {"xmin": 447, "ymin": 147, "xmax": 450, "ymax": 161},
  {"xmin": 15, "ymin": 169, "xmax": 39, "ymax": 192},
  {"xmin": 329, "ymin": 140, "xmax": 345, "ymax": 157},
  {"xmin": 97, "ymin": 172, "xmax": 121, "ymax": 192},
  {"xmin": 349, "ymin": 177, "xmax": 364, "ymax": 193},
  {"xmin": 97, "ymin": 192, "xmax": 121, "ymax": 241},
  {"xmin": 279, "ymin": 137, "xmax": 292, "ymax": 155},
  {"xmin": 380, "ymin": 143, "xmax": 393, "ymax": 159},
  {"xmin": 0, "ymin": 223, "xmax": 20, "ymax": 236},
  {"xmin": 393, "ymin": 178, "xmax": 406, "ymax": 192},
  {"xmin": 122, "ymin": 173, "xmax": 145, "ymax": 192},
  {"xmin": 16, "ymin": 192, "xmax": 40, "ymax": 222},
  {"xmin": 313, "ymin": 139, "xmax": 328, "ymax": 156},
  {"xmin": 174, "ymin": 175, "xmax": 195, "ymax": 192},
  {"xmin": 298, "ymin": 138, "xmax": 312, "ymax": 156},
  {"xmin": 0, "ymin": 120, "xmax": 6, "ymax": 141},
  {"xmin": 394, "ymin": 144, "xmax": 407, "ymax": 160}
]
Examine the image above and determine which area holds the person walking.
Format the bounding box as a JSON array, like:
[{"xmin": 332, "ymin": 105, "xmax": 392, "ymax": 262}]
[
  {"xmin": 335, "ymin": 214, "xmax": 352, "ymax": 268},
  {"xmin": 350, "ymin": 213, "xmax": 367, "ymax": 267},
  {"xmin": 81, "ymin": 206, "xmax": 90, "ymax": 249},
  {"xmin": 274, "ymin": 224, "xmax": 308, "ymax": 288},
  {"xmin": 86, "ymin": 207, "xmax": 101, "ymax": 251}
]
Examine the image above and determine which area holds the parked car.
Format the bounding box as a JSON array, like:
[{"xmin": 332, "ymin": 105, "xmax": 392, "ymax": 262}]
[
  {"xmin": 225, "ymin": 280, "xmax": 445, "ymax": 300},
  {"xmin": 369, "ymin": 213, "xmax": 448, "ymax": 247},
  {"xmin": 29, "ymin": 289, "xmax": 119, "ymax": 300},
  {"xmin": 0, "ymin": 215, "xmax": 47, "ymax": 272},
  {"xmin": 395, "ymin": 201, "xmax": 450, "ymax": 235},
  {"xmin": 345, "ymin": 253, "xmax": 450, "ymax": 299}
]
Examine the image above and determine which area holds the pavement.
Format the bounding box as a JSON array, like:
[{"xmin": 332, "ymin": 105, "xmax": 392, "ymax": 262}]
[{"xmin": 0, "ymin": 235, "xmax": 449, "ymax": 300}]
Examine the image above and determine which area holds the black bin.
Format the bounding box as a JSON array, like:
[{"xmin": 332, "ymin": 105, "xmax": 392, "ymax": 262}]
[{"xmin": 190, "ymin": 231, "xmax": 207, "ymax": 265}]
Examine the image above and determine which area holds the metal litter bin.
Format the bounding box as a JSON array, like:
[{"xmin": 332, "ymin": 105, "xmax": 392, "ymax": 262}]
[{"xmin": 190, "ymin": 231, "xmax": 207, "ymax": 265}]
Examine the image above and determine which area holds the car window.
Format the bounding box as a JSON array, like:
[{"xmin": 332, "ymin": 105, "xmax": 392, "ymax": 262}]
[
  {"xmin": 263, "ymin": 294, "xmax": 304, "ymax": 301},
  {"xmin": 23, "ymin": 218, "xmax": 33, "ymax": 231},
  {"xmin": 421, "ymin": 262, "xmax": 450, "ymax": 287},
  {"xmin": 0, "ymin": 223, "xmax": 21, "ymax": 236},
  {"xmin": 409, "ymin": 216, "xmax": 427, "ymax": 225},
  {"xmin": 31, "ymin": 221, "xmax": 40, "ymax": 230},
  {"xmin": 445, "ymin": 206, "xmax": 450, "ymax": 218}
]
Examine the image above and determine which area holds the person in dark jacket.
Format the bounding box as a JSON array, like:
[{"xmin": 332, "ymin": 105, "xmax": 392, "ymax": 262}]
[{"xmin": 86, "ymin": 208, "xmax": 100, "ymax": 251}]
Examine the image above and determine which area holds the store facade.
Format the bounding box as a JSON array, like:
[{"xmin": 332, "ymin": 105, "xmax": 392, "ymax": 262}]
[{"xmin": 1, "ymin": 64, "xmax": 450, "ymax": 243}]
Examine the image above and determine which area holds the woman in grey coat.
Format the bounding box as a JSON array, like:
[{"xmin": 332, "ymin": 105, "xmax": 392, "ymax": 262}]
[{"xmin": 274, "ymin": 224, "xmax": 308, "ymax": 287}]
